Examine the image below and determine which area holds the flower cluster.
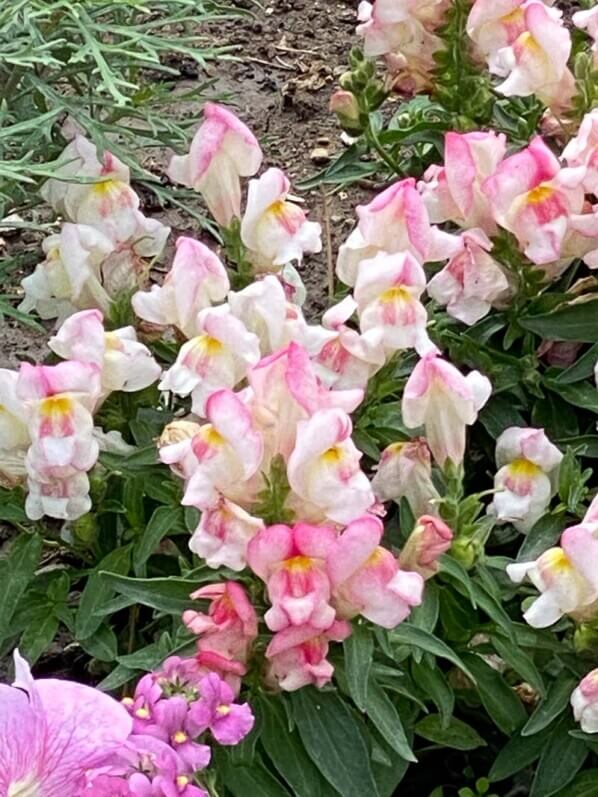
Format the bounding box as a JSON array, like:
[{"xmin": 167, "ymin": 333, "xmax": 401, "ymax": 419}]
[
  {"xmin": 21, "ymin": 136, "xmax": 169, "ymax": 321},
  {"xmin": 1, "ymin": 310, "xmax": 159, "ymax": 520},
  {"xmin": 0, "ymin": 651, "xmax": 254, "ymax": 797}
]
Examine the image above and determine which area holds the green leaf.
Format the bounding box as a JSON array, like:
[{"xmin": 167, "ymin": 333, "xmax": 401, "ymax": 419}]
[
  {"xmin": 259, "ymin": 696, "xmax": 326, "ymax": 797},
  {"xmin": 410, "ymin": 580, "xmax": 439, "ymax": 632},
  {"xmin": 344, "ymin": 623, "xmax": 374, "ymax": 712},
  {"xmin": 517, "ymin": 514, "xmax": 563, "ymax": 562},
  {"xmin": 520, "ymin": 299, "xmax": 598, "ymax": 342},
  {"xmin": 553, "ymin": 342, "xmax": 598, "ymax": 384},
  {"xmin": 522, "ymin": 676, "xmax": 578, "ymax": 737},
  {"xmin": 489, "ymin": 727, "xmax": 552, "ymax": 782},
  {"xmin": 79, "ymin": 624, "xmax": 118, "ymax": 662},
  {"xmin": 545, "ymin": 381, "xmax": 598, "ymax": 413},
  {"xmin": 221, "ymin": 755, "xmax": 291, "ymax": 797},
  {"xmin": 461, "ymin": 653, "xmax": 527, "ymax": 735},
  {"xmin": 0, "ymin": 533, "xmax": 42, "ymax": 638},
  {"xmin": 530, "ymin": 717, "xmax": 588, "ymax": 797},
  {"xmin": 19, "ymin": 610, "xmax": 59, "ymax": 664},
  {"xmin": 133, "ymin": 505, "xmax": 183, "ymax": 576},
  {"xmin": 491, "ymin": 635, "xmax": 545, "ymax": 696},
  {"xmin": 75, "ymin": 546, "xmax": 131, "ymax": 640},
  {"xmin": 439, "ymin": 555, "xmax": 477, "ymax": 606},
  {"xmin": 99, "ymin": 444, "xmax": 159, "ymax": 471},
  {"xmin": 554, "ymin": 770, "xmax": 598, "ymax": 796},
  {"xmin": 415, "ymin": 714, "xmax": 486, "ymax": 751},
  {"xmin": 97, "ymin": 663, "xmax": 139, "ymax": 692},
  {"xmin": 411, "ymin": 660, "xmax": 454, "ymax": 728},
  {"xmin": 390, "ymin": 624, "xmax": 477, "ymax": 683},
  {"xmin": 479, "ymin": 394, "xmax": 526, "ymax": 438},
  {"xmin": 291, "ymin": 687, "xmax": 379, "ymax": 797},
  {"xmin": 367, "ymin": 678, "xmax": 416, "ymax": 762},
  {"xmin": 98, "ymin": 573, "xmax": 201, "ymax": 613}
]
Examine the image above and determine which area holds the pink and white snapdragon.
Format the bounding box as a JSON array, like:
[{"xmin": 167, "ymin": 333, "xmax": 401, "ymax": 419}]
[
  {"xmin": 490, "ymin": 426, "xmax": 562, "ymax": 533},
  {"xmin": 562, "ymin": 111, "xmax": 598, "ymax": 197},
  {"xmin": 467, "ymin": 0, "xmax": 531, "ymax": 65},
  {"xmin": 287, "ymin": 408, "xmax": 375, "ymax": 524},
  {"xmin": 159, "ymin": 307, "xmax": 260, "ymax": 416},
  {"xmin": 402, "ymin": 353, "xmax": 492, "ymax": 467},
  {"xmin": 0, "ymin": 369, "xmax": 29, "ymax": 487},
  {"xmin": 0, "ymin": 650, "xmax": 132, "ymax": 797},
  {"xmin": 572, "ymin": 670, "xmax": 598, "ymax": 733},
  {"xmin": 133, "ymin": 237, "xmax": 230, "ymax": 338},
  {"xmin": 573, "ymin": 6, "xmax": 598, "ymax": 66},
  {"xmin": 372, "ymin": 439, "xmax": 440, "ymax": 517},
  {"xmin": 49, "ymin": 309, "xmax": 161, "ymax": 396},
  {"xmin": 336, "ymin": 178, "xmax": 459, "ymax": 287},
  {"xmin": 354, "ymin": 251, "xmax": 436, "ymax": 355},
  {"xmin": 419, "ymin": 131, "xmax": 507, "ymax": 234},
  {"xmin": 328, "ymin": 515, "xmax": 424, "ymax": 627},
  {"xmin": 241, "ymin": 168, "xmax": 322, "ymax": 271},
  {"xmin": 482, "ymin": 136, "xmax": 585, "ymax": 266},
  {"xmin": 313, "ymin": 296, "xmax": 385, "ymax": 391},
  {"xmin": 189, "ymin": 499, "xmax": 265, "ymax": 572},
  {"xmin": 17, "ymin": 361, "xmax": 102, "ymax": 520},
  {"xmin": 426, "ymin": 229, "xmax": 510, "ymax": 325},
  {"xmin": 167, "ymin": 102, "xmax": 263, "ymax": 227}
]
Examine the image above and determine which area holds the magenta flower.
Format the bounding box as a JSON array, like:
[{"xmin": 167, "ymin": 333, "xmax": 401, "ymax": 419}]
[
  {"xmin": 122, "ymin": 672, "xmax": 163, "ymax": 734},
  {"xmin": 0, "ymin": 651, "xmax": 132, "ymax": 797},
  {"xmin": 146, "ymin": 696, "xmax": 211, "ymax": 772},
  {"xmin": 189, "ymin": 673, "xmax": 255, "ymax": 745}
]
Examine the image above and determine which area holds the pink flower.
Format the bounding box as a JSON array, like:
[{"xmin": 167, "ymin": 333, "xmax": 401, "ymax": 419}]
[
  {"xmin": 562, "ymin": 110, "xmax": 598, "ymax": 196},
  {"xmin": 507, "ymin": 546, "xmax": 597, "ymax": 628},
  {"xmin": 248, "ymin": 342, "xmax": 363, "ymax": 461},
  {"xmin": 336, "ymin": 178, "xmax": 459, "ymax": 287},
  {"xmin": 173, "ymin": 390, "xmax": 264, "ymax": 510},
  {"xmin": 0, "ymin": 651, "xmax": 132, "ymax": 797},
  {"xmin": 167, "ymin": 102, "xmax": 263, "ymax": 227},
  {"xmin": 265, "ymin": 620, "xmax": 351, "ymax": 691},
  {"xmin": 122, "ymin": 673, "xmax": 163, "ymax": 734},
  {"xmin": 328, "ymin": 515, "xmax": 424, "ymax": 628},
  {"xmin": 572, "ymin": 670, "xmax": 598, "ymax": 733},
  {"xmin": 133, "ymin": 237, "xmax": 230, "ymax": 338},
  {"xmin": 287, "ymin": 408, "xmax": 375, "ymax": 524},
  {"xmin": 227, "ymin": 274, "xmax": 288, "ymax": 353},
  {"xmin": 247, "ymin": 522, "xmax": 338, "ymax": 631},
  {"xmin": 313, "ymin": 296, "xmax": 385, "ymax": 391},
  {"xmin": 354, "ymin": 251, "xmax": 435, "ymax": 355},
  {"xmin": 426, "ymin": 229, "xmax": 510, "ymax": 325},
  {"xmin": 159, "ymin": 306, "xmax": 260, "ymax": 416},
  {"xmin": 399, "ymin": 515, "xmax": 453, "ymax": 579},
  {"xmin": 419, "ymin": 132, "xmax": 507, "ymax": 233},
  {"xmin": 49, "ymin": 309, "xmax": 161, "ymax": 395},
  {"xmin": 158, "ymin": 420, "xmax": 203, "ymax": 481},
  {"xmin": 467, "ymin": 0, "xmax": 531, "ymax": 60},
  {"xmin": 356, "ymin": 0, "xmax": 447, "ymax": 56},
  {"xmin": 482, "ymin": 136, "xmax": 585, "ymax": 265},
  {"xmin": 183, "ymin": 581, "xmax": 258, "ymax": 666},
  {"xmin": 188, "ymin": 673, "xmax": 254, "ymax": 745},
  {"xmin": 189, "ymin": 498, "xmax": 265, "ymax": 571},
  {"xmin": 0, "ymin": 369, "xmax": 29, "ymax": 488},
  {"xmin": 371, "ymin": 438, "xmax": 440, "ymax": 517},
  {"xmin": 573, "ymin": 7, "xmax": 598, "ymax": 65},
  {"xmin": 402, "ymin": 353, "xmax": 491, "ymax": 467},
  {"xmin": 491, "ymin": 3, "xmax": 574, "ymax": 110},
  {"xmin": 490, "ymin": 426, "xmax": 563, "ymax": 533},
  {"xmin": 145, "ymin": 696, "xmax": 211, "ymax": 771},
  {"xmin": 20, "ymin": 223, "xmax": 114, "ymax": 320},
  {"xmin": 241, "ymin": 168, "xmax": 322, "ymax": 271}
]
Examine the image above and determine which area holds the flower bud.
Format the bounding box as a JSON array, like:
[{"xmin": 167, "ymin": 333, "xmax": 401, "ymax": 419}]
[
  {"xmin": 572, "ymin": 669, "xmax": 598, "ymax": 732},
  {"xmin": 371, "ymin": 439, "xmax": 440, "ymax": 518},
  {"xmin": 399, "ymin": 515, "xmax": 453, "ymax": 579},
  {"xmin": 330, "ymin": 90, "xmax": 362, "ymax": 133},
  {"xmin": 158, "ymin": 419, "xmax": 201, "ymax": 449}
]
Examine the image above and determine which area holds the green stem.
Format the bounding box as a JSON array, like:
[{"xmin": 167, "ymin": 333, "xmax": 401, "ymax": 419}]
[{"xmin": 366, "ymin": 121, "xmax": 402, "ymax": 177}]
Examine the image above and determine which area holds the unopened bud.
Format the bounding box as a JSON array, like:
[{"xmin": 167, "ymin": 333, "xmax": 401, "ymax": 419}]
[
  {"xmin": 399, "ymin": 515, "xmax": 453, "ymax": 579},
  {"xmin": 330, "ymin": 90, "xmax": 362, "ymax": 132},
  {"xmin": 158, "ymin": 420, "xmax": 201, "ymax": 449}
]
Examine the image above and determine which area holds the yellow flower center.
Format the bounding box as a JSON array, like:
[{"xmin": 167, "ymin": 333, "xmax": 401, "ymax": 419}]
[
  {"xmin": 191, "ymin": 334, "xmax": 223, "ymax": 356},
  {"xmin": 544, "ymin": 548, "xmax": 572, "ymax": 573},
  {"xmin": 500, "ymin": 7, "xmax": 524, "ymax": 25},
  {"xmin": 366, "ymin": 547, "xmax": 385, "ymax": 567},
  {"xmin": 40, "ymin": 395, "xmax": 72, "ymax": 418},
  {"xmin": 509, "ymin": 458, "xmax": 542, "ymax": 478},
  {"xmin": 526, "ymin": 184, "xmax": 554, "ymax": 204},
  {"xmin": 173, "ymin": 730, "xmax": 188, "ymax": 744},
  {"xmin": 216, "ymin": 703, "xmax": 232, "ymax": 716},
  {"xmin": 285, "ymin": 555, "xmax": 314, "ymax": 573},
  {"xmin": 379, "ymin": 286, "xmax": 411, "ymax": 303},
  {"xmin": 321, "ymin": 445, "xmax": 342, "ymax": 463},
  {"xmin": 134, "ymin": 706, "xmax": 150, "ymax": 719},
  {"xmin": 176, "ymin": 776, "xmax": 189, "ymax": 788},
  {"xmin": 518, "ymin": 31, "xmax": 542, "ymax": 53}
]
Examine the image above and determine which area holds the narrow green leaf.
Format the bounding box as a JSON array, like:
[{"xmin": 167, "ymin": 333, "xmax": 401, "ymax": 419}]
[
  {"xmin": 409, "ymin": 580, "xmax": 439, "ymax": 632},
  {"xmin": 344, "ymin": 623, "xmax": 373, "ymax": 712},
  {"xmin": 554, "ymin": 342, "xmax": 598, "ymax": 384},
  {"xmin": 79, "ymin": 624, "xmax": 118, "ymax": 662},
  {"xmin": 259, "ymin": 696, "xmax": 326, "ymax": 797},
  {"xmin": 133, "ymin": 505, "xmax": 183, "ymax": 576},
  {"xmin": 415, "ymin": 714, "xmax": 486, "ymax": 751},
  {"xmin": 520, "ymin": 300, "xmax": 598, "ymax": 342},
  {"xmin": 522, "ymin": 676, "xmax": 579, "ymax": 737},
  {"xmin": 0, "ymin": 533, "xmax": 42, "ymax": 638},
  {"xmin": 489, "ymin": 727, "xmax": 552, "ymax": 782},
  {"xmin": 99, "ymin": 573, "xmax": 202, "ymax": 613},
  {"xmin": 554, "ymin": 770, "xmax": 598, "ymax": 796},
  {"xmin": 390, "ymin": 624, "xmax": 476, "ymax": 683},
  {"xmin": 530, "ymin": 717, "xmax": 588, "ymax": 797},
  {"xmin": 491, "ymin": 635, "xmax": 545, "ymax": 696},
  {"xmin": 367, "ymin": 678, "xmax": 416, "ymax": 762},
  {"xmin": 291, "ymin": 688, "xmax": 379, "ymax": 797},
  {"xmin": 411, "ymin": 660, "xmax": 454, "ymax": 728},
  {"xmin": 19, "ymin": 611, "xmax": 59, "ymax": 664},
  {"xmin": 461, "ymin": 653, "xmax": 527, "ymax": 735},
  {"xmin": 75, "ymin": 546, "xmax": 131, "ymax": 639},
  {"xmin": 517, "ymin": 514, "xmax": 563, "ymax": 562}
]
